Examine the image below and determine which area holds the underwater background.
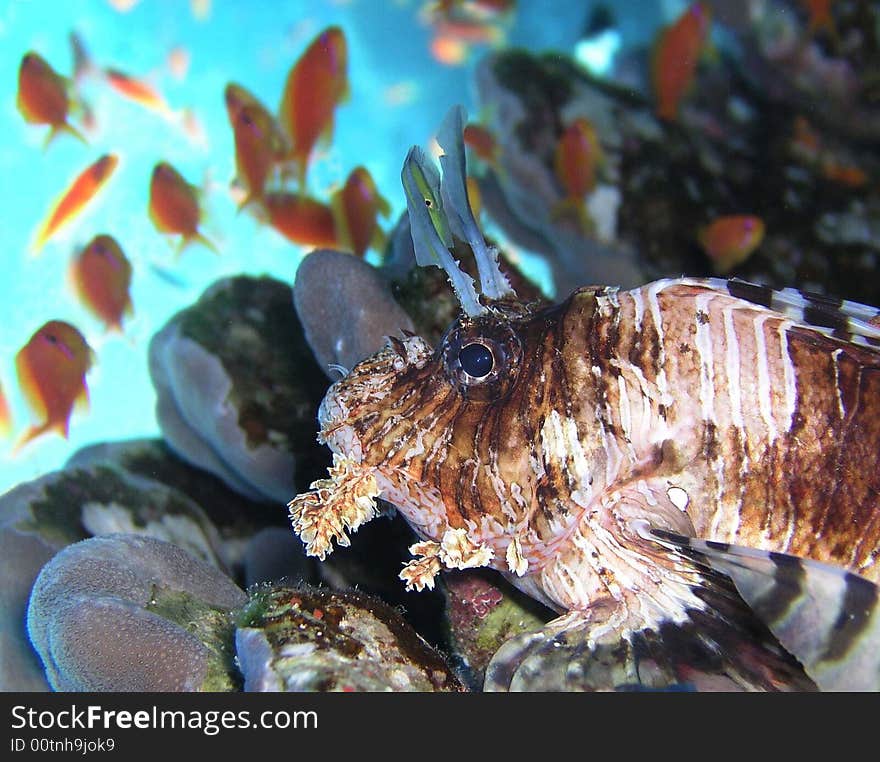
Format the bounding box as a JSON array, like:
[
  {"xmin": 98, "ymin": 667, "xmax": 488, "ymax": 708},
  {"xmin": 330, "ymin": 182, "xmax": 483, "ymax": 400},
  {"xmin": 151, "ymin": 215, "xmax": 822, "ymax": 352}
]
[
  {"xmin": 0, "ymin": 0, "xmax": 674, "ymax": 495},
  {"xmin": 4, "ymin": 0, "xmax": 880, "ymax": 693}
]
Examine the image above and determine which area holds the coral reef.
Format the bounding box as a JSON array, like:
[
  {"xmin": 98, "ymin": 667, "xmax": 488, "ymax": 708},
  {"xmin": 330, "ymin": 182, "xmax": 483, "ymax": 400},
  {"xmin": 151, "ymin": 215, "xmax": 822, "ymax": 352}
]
[
  {"xmin": 149, "ymin": 275, "xmax": 330, "ymax": 503},
  {"xmin": 27, "ymin": 534, "xmax": 247, "ymax": 691},
  {"xmin": 235, "ymin": 583, "xmax": 463, "ymax": 691},
  {"xmin": 293, "ymin": 248, "xmax": 416, "ymax": 374},
  {"xmin": 475, "ymin": 44, "xmax": 880, "ymax": 305},
  {"xmin": 0, "ymin": 460, "xmax": 241, "ymax": 691}
]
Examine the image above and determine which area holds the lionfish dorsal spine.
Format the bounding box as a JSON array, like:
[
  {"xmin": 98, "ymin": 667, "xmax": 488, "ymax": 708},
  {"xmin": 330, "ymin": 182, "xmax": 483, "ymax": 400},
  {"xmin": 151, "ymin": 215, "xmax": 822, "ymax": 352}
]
[
  {"xmin": 402, "ymin": 144, "xmax": 485, "ymax": 317},
  {"xmin": 436, "ymin": 104, "xmax": 515, "ymax": 303},
  {"xmin": 402, "ymin": 105, "xmax": 516, "ymax": 318}
]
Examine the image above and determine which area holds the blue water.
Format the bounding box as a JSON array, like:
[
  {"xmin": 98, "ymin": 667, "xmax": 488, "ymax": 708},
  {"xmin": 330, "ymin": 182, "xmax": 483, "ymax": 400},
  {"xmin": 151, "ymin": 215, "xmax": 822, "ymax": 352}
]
[{"xmin": 0, "ymin": 0, "xmax": 669, "ymax": 497}]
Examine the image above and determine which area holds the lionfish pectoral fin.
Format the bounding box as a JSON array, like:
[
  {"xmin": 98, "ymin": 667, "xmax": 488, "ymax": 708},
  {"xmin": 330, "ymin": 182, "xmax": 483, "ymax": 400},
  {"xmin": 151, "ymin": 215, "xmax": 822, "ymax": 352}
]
[
  {"xmin": 646, "ymin": 528, "xmax": 880, "ymax": 691},
  {"xmin": 483, "ymin": 593, "xmax": 816, "ymax": 692}
]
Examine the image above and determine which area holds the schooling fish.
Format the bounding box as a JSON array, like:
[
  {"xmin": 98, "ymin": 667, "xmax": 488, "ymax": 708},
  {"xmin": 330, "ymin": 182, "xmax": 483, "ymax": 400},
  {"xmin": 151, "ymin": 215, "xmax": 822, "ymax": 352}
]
[
  {"xmin": 14, "ymin": 320, "xmax": 94, "ymax": 452},
  {"xmin": 149, "ymin": 162, "xmax": 217, "ymax": 255},
  {"xmin": 651, "ymin": 2, "xmax": 712, "ymax": 122},
  {"xmin": 697, "ymin": 215, "xmax": 765, "ymax": 274},
  {"xmin": 104, "ymin": 67, "xmax": 174, "ymax": 117},
  {"xmin": 17, "ymin": 51, "xmax": 86, "ymax": 147},
  {"xmin": 69, "ymin": 234, "xmax": 134, "ymax": 332},
  {"xmin": 31, "ymin": 153, "xmax": 119, "ymax": 255},
  {"xmin": 278, "ymin": 26, "xmax": 349, "ymax": 189},
  {"xmin": 289, "ymin": 105, "xmax": 880, "ymax": 691},
  {"xmin": 263, "ymin": 191, "xmax": 339, "ymax": 249},
  {"xmin": 224, "ymin": 83, "xmax": 289, "ymax": 210},
  {"xmin": 330, "ymin": 166, "xmax": 392, "ymax": 258},
  {"xmin": 552, "ymin": 117, "xmax": 603, "ymax": 233},
  {"xmin": 463, "ymin": 122, "xmax": 499, "ymax": 166},
  {"xmin": 800, "ymin": 0, "xmax": 837, "ymax": 40}
]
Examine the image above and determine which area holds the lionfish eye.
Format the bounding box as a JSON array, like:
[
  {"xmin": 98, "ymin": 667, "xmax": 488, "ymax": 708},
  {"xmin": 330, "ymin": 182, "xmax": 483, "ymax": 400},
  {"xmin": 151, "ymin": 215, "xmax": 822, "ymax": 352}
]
[
  {"xmin": 458, "ymin": 342, "xmax": 494, "ymax": 378},
  {"xmin": 439, "ymin": 318, "xmax": 522, "ymax": 401}
]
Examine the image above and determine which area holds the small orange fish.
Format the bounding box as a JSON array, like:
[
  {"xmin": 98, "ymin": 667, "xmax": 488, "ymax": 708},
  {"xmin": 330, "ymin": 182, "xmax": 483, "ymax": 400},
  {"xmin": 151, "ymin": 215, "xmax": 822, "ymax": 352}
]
[
  {"xmin": 31, "ymin": 153, "xmax": 119, "ymax": 255},
  {"xmin": 263, "ymin": 191, "xmax": 339, "ymax": 249},
  {"xmin": 105, "ymin": 68, "xmax": 173, "ymax": 116},
  {"xmin": 820, "ymin": 157, "xmax": 868, "ymax": 188},
  {"xmin": 697, "ymin": 215, "xmax": 765, "ymax": 274},
  {"xmin": 0, "ymin": 380, "xmax": 11, "ymax": 438},
  {"xmin": 279, "ymin": 26, "xmax": 350, "ymax": 189},
  {"xmin": 800, "ymin": 0, "xmax": 837, "ymax": 39},
  {"xmin": 14, "ymin": 320, "xmax": 94, "ymax": 452},
  {"xmin": 791, "ymin": 115, "xmax": 822, "ymax": 162},
  {"xmin": 651, "ymin": 2, "xmax": 712, "ymax": 122},
  {"xmin": 225, "ymin": 84, "xmax": 288, "ymax": 209},
  {"xmin": 70, "ymin": 235, "xmax": 134, "ymax": 332},
  {"xmin": 463, "ymin": 123, "xmax": 499, "ymax": 165},
  {"xmin": 17, "ymin": 51, "xmax": 86, "ymax": 147},
  {"xmin": 149, "ymin": 162, "xmax": 217, "ymax": 254},
  {"xmin": 330, "ymin": 167, "xmax": 392, "ymax": 258},
  {"xmin": 167, "ymin": 46, "xmax": 191, "ymax": 81},
  {"xmin": 551, "ymin": 118, "xmax": 603, "ymax": 233},
  {"xmin": 429, "ymin": 35, "xmax": 469, "ymax": 66}
]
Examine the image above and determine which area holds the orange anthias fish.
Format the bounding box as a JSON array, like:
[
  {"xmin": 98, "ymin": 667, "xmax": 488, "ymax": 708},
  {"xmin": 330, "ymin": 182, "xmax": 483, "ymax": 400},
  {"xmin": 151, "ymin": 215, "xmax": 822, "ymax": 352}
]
[
  {"xmin": 14, "ymin": 320, "xmax": 94, "ymax": 452},
  {"xmin": 820, "ymin": 158, "xmax": 868, "ymax": 188},
  {"xmin": 70, "ymin": 234, "xmax": 134, "ymax": 332},
  {"xmin": 225, "ymin": 83, "xmax": 289, "ymax": 209},
  {"xmin": 330, "ymin": 166, "xmax": 392, "ymax": 258},
  {"xmin": 800, "ymin": 0, "xmax": 837, "ymax": 39},
  {"xmin": 552, "ymin": 117, "xmax": 603, "ymax": 232},
  {"xmin": 263, "ymin": 191, "xmax": 339, "ymax": 249},
  {"xmin": 463, "ymin": 122, "xmax": 499, "ymax": 166},
  {"xmin": 651, "ymin": 2, "xmax": 712, "ymax": 122},
  {"xmin": 31, "ymin": 153, "xmax": 119, "ymax": 255},
  {"xmin": 697, "ymin": 214, "xmax": 765, "ymax": 274},
  {"xmin": 149, "ymin": 162, "xmax": 217, "ymax": 254},
  {"xmin": 0, "ymin": 380, "xmax": 11, "ymax": 438},
  {"xmin": 104, "ymin": 68, "xmax": 173, "ymax": 117},
  {"xmin": 17, "ymin": 51, "xmax": 86, "ymax": 147},
  {"xmin": 279, "ymin": 26, "xmax": 350, "ymax": 189}
]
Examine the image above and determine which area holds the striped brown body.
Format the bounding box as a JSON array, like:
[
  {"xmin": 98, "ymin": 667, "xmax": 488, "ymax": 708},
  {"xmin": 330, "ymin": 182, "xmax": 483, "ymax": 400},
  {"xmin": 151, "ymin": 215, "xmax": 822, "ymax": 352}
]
[
  {"xmin": 293, "ymin": 275, "xmax": 879, "ymax": 613},
  {"xmin": 290, "ymin": 106, "xmax": 880, "ymax": 689}
]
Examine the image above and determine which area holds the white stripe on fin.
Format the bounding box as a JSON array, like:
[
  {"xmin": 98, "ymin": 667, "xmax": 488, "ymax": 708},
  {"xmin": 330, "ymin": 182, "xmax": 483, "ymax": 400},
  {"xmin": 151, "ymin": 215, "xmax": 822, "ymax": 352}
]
[
  {"xmin": 644, "ymin": 528, "xmax": 880, "ymax": 692},
  {"xmin": 673, "ymin": 277, "xmax": 880, "ymax": 349}
]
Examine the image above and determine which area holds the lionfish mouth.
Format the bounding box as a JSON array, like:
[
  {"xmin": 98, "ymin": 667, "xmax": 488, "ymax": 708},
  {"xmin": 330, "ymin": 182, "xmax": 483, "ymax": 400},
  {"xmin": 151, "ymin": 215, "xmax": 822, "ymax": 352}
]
[{"xmin": 316, "ymin": 381, "xmax": 364, "ymax": 462}]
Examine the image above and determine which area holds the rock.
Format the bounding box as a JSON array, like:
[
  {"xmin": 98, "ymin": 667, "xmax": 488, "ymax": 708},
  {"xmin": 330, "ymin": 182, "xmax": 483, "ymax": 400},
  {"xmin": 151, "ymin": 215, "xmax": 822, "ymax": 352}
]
[
  {"xmin": 27, "ymin": 534, "xmax": 247, "ymax": 691},
  {"xmin": 0, "ymin": 462, "xmax": 233, "ymax": 691},
  {"xmin": 441, "ymin": 570, "xmax": 552, "ymax": 689},
  {"xmin": 293, "ymin": 249, "xmax": 415, "ymax": 375},
  {"xmin": 475, "ymin": 44, "xmax": 880, "ymax": 305},
  {"xmin": 67, "ymin": 438, "xmax": 302, "ymax": 581},
  {"xmin": 473, "ymin": 50, "xmax": 646, "ymax": 296},
  {"xmin": 0, "ymin": 528, "xmax": 57, "ymax": 691},
  {"xmin": 235, "ymin": 583, "xmax": 463, "ymax": 692},
  {"xmin": 149, "ymin": 275, "xmax": 330, "ymax": 503}
]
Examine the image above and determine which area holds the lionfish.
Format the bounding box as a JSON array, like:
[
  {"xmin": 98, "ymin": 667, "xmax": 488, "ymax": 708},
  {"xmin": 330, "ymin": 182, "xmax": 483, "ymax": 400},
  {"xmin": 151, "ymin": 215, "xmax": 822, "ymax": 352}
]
[{"xmin": 289, "ymin": 106, "xmax": 880, "ymax": 691}]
